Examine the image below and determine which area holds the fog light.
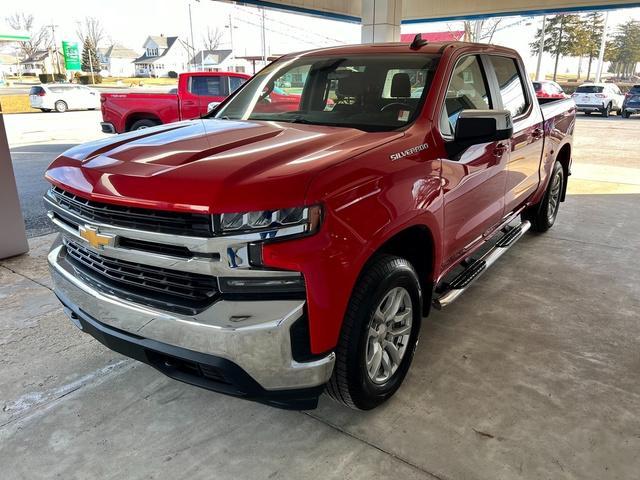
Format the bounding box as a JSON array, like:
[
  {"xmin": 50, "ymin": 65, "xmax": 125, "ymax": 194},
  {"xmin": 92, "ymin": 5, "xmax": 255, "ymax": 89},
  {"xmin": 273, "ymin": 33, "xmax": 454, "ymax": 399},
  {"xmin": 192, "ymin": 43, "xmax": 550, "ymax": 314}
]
[{"xmin": 218, "ymin": 276, "xmax": 305, "ymax": 294}]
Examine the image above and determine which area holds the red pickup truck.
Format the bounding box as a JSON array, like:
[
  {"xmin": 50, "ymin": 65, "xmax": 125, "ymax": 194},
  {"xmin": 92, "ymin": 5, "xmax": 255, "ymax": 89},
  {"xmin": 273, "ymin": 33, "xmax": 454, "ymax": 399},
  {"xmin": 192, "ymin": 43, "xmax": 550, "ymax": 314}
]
[
  {"xmin": 45, "ymin": 40, "xmax": 575, "ymax": 410},
  {"xmin": 100, "ymin": 71, "xmax": 250, "ymax": 133}
]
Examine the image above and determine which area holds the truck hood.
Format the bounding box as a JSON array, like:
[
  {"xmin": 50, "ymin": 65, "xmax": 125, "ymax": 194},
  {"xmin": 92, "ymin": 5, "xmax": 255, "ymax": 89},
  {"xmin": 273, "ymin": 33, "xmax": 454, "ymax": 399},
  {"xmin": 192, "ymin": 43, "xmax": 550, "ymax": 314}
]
[{"xmin": 46, "ymin": 119, "xmax": 402, "ymax": 213}]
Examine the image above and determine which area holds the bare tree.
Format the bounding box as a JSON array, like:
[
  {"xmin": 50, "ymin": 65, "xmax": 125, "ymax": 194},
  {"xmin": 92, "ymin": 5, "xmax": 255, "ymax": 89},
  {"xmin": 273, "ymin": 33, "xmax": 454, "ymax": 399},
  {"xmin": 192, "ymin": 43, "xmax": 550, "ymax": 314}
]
[
  {"xmin": 463, "ymin": 18, "xmax": 503, "ymax": 43},
  {"xmin": 202, "ymin": 26, "xmax": 223, "ymax": 51},
  {"xmin": 76, "ymin": 17, "xmax": 105, "ymax": 50},
  {"xmin": 5, "ymin": 12, "xmax": 50, "ymax": 57}
]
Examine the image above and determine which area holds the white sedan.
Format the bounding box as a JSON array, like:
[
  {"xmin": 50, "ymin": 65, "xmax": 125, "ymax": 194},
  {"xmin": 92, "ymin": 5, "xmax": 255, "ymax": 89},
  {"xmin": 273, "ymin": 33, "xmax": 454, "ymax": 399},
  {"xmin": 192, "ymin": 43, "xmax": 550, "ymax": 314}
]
[{"xmin": 29, "ymin": 84, "xmax": 101, "ymax": 113}]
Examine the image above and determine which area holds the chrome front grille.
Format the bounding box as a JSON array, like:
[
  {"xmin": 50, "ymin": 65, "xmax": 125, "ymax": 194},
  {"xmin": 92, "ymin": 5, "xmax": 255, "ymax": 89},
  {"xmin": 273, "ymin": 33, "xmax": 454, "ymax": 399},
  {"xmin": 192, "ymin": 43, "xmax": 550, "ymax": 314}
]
[
  {"xmin": 63, "ymin": 239, "xmax": 219, "ymax": 315},
  {"xmin": 49, "ymin": 186, "xmax": 213, "ymax": 237}
]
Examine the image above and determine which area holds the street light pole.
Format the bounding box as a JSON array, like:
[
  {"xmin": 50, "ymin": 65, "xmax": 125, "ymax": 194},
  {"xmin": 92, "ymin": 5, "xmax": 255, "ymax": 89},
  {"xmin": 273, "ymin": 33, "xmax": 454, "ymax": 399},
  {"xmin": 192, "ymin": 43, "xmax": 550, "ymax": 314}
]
[
  {"xmin": 535, "ymin": 15, "xmax": 546, "ymax": 81},
  {"xmin": 188, "ymin": 1, "xmax": 196, "ymax": 71},
  {"xmin": 595, "ymin": 11, "xmax": 609, "ymax": 83},
  {"xmin": 48, "ymin": 24, "xmax": 62, "ymax": 76}
]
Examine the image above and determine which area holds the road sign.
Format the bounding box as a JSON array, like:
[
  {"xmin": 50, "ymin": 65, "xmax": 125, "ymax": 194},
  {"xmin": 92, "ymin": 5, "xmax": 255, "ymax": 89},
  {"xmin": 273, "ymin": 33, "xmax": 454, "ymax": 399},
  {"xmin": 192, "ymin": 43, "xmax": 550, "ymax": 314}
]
[{"xmin": 62, "ymin": 41, "xmax": 81, "ymax": 70}]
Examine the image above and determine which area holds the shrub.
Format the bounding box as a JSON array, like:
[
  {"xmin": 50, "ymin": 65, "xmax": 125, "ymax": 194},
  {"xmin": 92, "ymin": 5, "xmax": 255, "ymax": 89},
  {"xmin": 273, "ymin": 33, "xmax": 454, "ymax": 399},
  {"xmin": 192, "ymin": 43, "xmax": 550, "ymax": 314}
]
[
  {"xmin": 38, "ymin": 73, "xmax": 67, "ymax": 83},
  {"xmin": 78, "ymin": 74, "xmax": 103, "ymax": 85},
  {"xmin": 168, "ymin": 70, "xmax": 178, "ymax": 78}
]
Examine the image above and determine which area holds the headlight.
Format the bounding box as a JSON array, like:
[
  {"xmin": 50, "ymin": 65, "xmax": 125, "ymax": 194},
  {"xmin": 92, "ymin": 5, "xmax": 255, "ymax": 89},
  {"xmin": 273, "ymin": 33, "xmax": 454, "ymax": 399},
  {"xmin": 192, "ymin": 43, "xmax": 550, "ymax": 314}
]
[{"xmin": 215, "ymin": 205, "xmax": 322, "ymax": 239}]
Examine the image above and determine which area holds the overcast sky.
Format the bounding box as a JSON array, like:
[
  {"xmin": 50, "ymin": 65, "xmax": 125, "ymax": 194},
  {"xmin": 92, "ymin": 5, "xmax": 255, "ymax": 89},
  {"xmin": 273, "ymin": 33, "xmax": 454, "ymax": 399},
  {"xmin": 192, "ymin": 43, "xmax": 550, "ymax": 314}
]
[{"xmin": 2, "ymin": 0, "xmax": 639, "ymax": 75}]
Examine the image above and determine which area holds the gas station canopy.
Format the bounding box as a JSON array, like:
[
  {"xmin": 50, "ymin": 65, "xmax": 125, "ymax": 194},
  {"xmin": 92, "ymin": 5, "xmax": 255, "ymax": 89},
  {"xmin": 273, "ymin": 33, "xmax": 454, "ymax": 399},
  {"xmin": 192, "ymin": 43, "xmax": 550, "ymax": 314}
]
[{"xmin": 231, "ymin": 0, "xmax": 640, "ymax": 23}]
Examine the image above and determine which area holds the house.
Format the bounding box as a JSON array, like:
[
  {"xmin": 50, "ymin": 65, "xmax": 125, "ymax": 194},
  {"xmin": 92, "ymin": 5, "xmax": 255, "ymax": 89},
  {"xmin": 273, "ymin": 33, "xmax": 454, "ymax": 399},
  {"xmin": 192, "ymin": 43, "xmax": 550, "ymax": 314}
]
[
  {"xmin": 19, "ymin": 49, "xmax": 64, "ymax": 75},
  {"xmin": 98, "ymin": 44, "xmax": 139, "ymax": 77},
  {"xmin": 0, "ymin": 53, "xmax": 19, "ymax": 78},
  {"xmin": 188, "ymin": 49, "xmax": 251, "ymax": 73},
  {"xmin": 133, "ymin": 35, "xmax": 189, "ymax": 78}
]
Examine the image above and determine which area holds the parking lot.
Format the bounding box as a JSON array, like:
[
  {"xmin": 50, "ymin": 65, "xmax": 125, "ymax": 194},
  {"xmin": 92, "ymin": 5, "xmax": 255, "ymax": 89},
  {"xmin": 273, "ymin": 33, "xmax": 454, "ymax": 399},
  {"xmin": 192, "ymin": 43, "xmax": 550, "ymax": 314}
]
[{"xmin": 1, "ymin": 111, "xmax": 638, "ymax": 479}]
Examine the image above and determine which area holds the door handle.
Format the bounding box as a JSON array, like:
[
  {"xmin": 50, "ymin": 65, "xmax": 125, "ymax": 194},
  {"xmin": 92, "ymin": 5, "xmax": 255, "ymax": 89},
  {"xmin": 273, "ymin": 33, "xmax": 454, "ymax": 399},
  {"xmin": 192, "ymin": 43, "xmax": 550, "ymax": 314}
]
[{"xmin": 532, "ymin": 128, "xmax": 544, "ymax": 140}]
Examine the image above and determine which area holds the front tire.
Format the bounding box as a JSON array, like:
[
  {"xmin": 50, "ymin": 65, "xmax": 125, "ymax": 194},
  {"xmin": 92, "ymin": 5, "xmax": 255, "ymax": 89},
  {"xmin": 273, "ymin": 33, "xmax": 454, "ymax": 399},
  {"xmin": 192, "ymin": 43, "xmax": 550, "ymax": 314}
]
[
  {"xmin": 327, "ymin": 254, "xmax": 422, "ymax": 410},
  {"xmin": 523, "ymin": 161, "xmax": 564, "ymax": 233},
  {"xmin": 54, "ymin": 101, "xmax": 67, "ymax": 113}
]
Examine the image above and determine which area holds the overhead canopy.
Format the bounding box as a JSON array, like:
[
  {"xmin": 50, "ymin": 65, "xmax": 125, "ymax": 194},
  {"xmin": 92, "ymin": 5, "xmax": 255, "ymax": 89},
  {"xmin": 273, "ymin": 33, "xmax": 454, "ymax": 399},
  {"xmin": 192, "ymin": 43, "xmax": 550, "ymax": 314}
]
[
  {"xmin": 0, "ymin": 32, "xmax": 30, "ymax": 43},
  {"xmin": 228, "ymin": 0, "xmax": 640, "ymax": 22}
]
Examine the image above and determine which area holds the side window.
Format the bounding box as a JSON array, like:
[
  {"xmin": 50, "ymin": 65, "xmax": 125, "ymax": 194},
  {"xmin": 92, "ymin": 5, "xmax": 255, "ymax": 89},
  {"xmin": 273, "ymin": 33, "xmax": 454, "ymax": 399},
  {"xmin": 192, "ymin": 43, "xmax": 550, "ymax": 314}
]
[
  {"xmin": 442, "ymin": 55, "xmax": 491, "ymax": 136},
  {"xmin": 229, "ymin": 76, "xmax": 246, "ymax": 93},
  {"xmin": 190, "ymin": 76, "xmax": 223, "ymax": 96},
  {"xmin": 489, "ymin": 56, "xmax": 529, "ymax": 118}
]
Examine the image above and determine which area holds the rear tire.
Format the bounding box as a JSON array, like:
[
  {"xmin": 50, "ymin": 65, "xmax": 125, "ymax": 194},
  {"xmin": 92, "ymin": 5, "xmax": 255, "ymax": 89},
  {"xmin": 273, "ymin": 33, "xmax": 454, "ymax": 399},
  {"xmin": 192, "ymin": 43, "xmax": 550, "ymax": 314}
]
[
  {"xmin": 523, "ymin": 161, "xmax": 564, "ymax": 233},
  {"xmin": 601, "ymin": 103, "xmax": 611, "ymax": 117},
  {"xmin": 326, "ymin": 254, "xmax": 422, "ymax": 410},
  {"xmin": 54, "ymin": 101, "xmax": 67, "ymax": 113},
  {"xmin": 130, "ymin": 119, "xmax": 160, "ymax": 131}
]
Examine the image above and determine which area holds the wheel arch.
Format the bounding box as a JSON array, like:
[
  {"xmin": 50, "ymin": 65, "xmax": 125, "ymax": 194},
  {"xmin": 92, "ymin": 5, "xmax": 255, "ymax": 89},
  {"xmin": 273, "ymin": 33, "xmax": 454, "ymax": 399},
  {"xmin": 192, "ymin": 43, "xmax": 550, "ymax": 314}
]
[
  {"xmin": 367, "ymin": 224, "xmax": 436, "ymax": 316},
  {"xmin": 125, "ymin": 112, "xmax": 162, "ymax": 131},
  {"xmin": 555, "ymin": 143, "xmax": 571, "ymax": 201}
]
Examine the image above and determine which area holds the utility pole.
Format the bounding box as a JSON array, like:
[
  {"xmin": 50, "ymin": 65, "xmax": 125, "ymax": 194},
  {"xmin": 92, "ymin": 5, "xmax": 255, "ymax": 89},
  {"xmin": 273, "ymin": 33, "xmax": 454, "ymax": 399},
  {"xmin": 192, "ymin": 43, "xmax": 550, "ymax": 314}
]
[
  {"xmin": 260, "ymin": 7, "xmax": 267, "ymax": 65},
  {"xmin": 535, "ymin": 15, "xmax": 546, "ymax": 81},
  {"xmin": 48, "ymin": 24, "xmax": 62, "ymax": 76},
  {"xmin": 595, "ymin": 11, "xmax": 609, "ymax": 83},
  {"xmin": 88, "ymin": 42, "xmax": 95, "ymax": 84},
  {"xmin": 188, "ymin": 2, "xmax": 196, "ymax": 71},
  {"xmin": 226, "ymin": 14, "xmax": 237, "ymax": 59}
]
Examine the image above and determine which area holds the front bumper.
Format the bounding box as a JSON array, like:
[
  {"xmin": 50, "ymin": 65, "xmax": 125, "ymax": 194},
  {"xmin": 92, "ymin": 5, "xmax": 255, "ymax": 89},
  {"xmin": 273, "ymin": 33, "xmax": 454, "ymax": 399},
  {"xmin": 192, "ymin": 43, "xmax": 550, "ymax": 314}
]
[{"xmin": 48, "ymin": 244, "xmax": 335, "ymax": 409}]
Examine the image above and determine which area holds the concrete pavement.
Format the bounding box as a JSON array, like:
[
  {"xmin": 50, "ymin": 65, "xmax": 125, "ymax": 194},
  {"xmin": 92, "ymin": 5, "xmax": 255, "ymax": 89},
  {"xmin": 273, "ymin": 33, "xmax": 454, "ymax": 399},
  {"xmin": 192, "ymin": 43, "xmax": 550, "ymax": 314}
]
[{"xmin": 1, "ymin": 114, "xmax": 639, "ymax": 480}]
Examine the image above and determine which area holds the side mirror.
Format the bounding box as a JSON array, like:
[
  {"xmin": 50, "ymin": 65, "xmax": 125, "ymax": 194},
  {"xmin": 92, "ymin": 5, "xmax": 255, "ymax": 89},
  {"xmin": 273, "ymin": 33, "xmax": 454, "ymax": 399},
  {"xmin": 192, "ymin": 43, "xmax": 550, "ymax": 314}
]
[{"xmin": 446, "ymin": 110, "xmax": 513, "ymax": 158}]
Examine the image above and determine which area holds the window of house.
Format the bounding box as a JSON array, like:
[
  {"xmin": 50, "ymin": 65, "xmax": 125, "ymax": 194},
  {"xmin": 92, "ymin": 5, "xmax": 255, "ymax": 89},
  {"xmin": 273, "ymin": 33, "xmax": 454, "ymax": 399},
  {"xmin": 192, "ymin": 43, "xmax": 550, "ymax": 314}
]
[
  {"xmin": 441, "ymin": 55, "xmax": 491, "ymax": 136},
  {"xmin": 147, "ymin": 48, "xmax": 158, "ymax": 57},
  {"xmin": 235, "ymin": 66, "xmax": 246, "ymax": 73},
  {"xmin": 489, "ymin": 56, "xmax": 529, "ymax": 118}
]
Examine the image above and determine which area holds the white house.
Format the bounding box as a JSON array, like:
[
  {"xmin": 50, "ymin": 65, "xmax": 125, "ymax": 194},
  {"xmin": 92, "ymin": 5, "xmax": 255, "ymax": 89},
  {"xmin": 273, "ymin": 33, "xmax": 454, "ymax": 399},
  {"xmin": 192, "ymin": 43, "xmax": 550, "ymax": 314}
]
[
  {"xmin": 188, "ymin": 49, "xmax": 251, "ymax": 73},
  {"xmin": 19, "ymin": 50, "xmax": 62, "ymax": 76},
  {"xmin": 98, "ymin": 44, "xmax": 138, "ymax": 77},
  {"xmin": 133, "ymin": 35, "xmax": 189, "ymax": 78},
  {"xmin": 0, "ymin": 53, "xmax": 19, "ymax": 78}
]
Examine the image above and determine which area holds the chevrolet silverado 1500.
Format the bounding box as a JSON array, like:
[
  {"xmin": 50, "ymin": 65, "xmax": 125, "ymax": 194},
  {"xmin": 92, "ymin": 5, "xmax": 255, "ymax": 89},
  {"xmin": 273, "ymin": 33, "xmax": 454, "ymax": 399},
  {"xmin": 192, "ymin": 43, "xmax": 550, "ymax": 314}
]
[
  {"xmin": 100, "ymin": 71, "xmax": 250, "ymax": 133},
  {"xmin": 45, "ymin": 39, "xmax": 575, "ymax": 410}
]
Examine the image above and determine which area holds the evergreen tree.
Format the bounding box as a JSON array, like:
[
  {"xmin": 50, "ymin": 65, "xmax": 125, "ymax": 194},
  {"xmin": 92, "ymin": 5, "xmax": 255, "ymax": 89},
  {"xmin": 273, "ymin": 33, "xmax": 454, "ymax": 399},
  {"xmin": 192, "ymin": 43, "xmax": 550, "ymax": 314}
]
[
  {"xmin": 530, "ymin": 14, "xmax": 581, "ymax": 81},
  {"xmin": 605, "ymin": 20, "xmax": 640, "ymax": 78},
  {"xmin": 580, "ymin": 12, "xmax": 605, "ymax": 80},
  {"xmin": 81, "ymin": 39, "xmax": 99, "ymax": 75}
]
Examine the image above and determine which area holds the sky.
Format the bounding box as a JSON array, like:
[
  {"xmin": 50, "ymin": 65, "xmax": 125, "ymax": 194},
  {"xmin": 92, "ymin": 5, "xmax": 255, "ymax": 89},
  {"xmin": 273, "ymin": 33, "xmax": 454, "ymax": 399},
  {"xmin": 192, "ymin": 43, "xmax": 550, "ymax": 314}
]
[{"xmin": 1, "ymin": 0, "xmax": 639, "ymax": 76}]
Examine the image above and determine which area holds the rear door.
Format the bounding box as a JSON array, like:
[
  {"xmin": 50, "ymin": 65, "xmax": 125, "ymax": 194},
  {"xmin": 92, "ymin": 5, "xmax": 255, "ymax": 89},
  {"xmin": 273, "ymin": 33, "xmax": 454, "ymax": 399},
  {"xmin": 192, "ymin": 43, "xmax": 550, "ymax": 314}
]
[
  {"xmin": 182, "ymin": 74, "xmax": 227, "ymax": 119},
  {"xmin": 440, "ymin": 54, "xmax": 508, "ymax": 268},
  {"xmin": 486, "ymin": 54, "xmax": 544, "ymax": 214}
]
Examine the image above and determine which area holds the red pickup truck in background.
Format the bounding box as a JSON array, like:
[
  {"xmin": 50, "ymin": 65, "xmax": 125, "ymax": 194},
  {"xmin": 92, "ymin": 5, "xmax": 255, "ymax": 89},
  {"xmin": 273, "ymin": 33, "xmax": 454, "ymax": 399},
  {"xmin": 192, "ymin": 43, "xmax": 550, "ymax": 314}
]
[
  {"xmin": 46, "ymin": 39, "xmax": 575, "ymax": 410},
  {"xmin": 100, "ymin": 71, "xmax": 251, "ymax": 133}
]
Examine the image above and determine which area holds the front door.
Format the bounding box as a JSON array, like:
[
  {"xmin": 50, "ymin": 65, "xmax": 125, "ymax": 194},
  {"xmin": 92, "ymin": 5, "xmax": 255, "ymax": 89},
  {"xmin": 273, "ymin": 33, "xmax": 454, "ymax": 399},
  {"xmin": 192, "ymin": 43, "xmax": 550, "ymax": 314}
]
[{"xmin": 440, "ymin": 55, "xmax": 508, "ymax": 269}]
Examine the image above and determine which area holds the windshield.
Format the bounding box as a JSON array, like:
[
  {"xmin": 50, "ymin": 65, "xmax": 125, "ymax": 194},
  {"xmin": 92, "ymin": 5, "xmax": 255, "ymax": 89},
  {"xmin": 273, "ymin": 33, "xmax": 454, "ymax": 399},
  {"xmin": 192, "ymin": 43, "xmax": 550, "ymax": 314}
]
[{"xmin": 213, "ymin": 54, "xmax": 440, "ymax": 132}]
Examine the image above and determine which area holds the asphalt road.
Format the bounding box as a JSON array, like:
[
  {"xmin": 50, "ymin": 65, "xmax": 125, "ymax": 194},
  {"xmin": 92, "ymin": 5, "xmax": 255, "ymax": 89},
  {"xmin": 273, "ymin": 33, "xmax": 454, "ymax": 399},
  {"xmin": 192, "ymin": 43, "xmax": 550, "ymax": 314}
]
[{"xmin": 6, "ymin": 110, "xmax": 639, "ymax": 238}]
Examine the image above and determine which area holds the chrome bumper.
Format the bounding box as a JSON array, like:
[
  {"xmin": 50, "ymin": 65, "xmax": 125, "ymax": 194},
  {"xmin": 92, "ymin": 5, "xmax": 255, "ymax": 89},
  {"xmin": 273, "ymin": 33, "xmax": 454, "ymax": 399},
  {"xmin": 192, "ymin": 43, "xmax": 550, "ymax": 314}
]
[
  {"xmin": 100, "ymin": 122, "xmax": 116, "ymax": 134},
  {"xmin": 48, "ymin": 244, "xmax": 335, "ymax": 392}
]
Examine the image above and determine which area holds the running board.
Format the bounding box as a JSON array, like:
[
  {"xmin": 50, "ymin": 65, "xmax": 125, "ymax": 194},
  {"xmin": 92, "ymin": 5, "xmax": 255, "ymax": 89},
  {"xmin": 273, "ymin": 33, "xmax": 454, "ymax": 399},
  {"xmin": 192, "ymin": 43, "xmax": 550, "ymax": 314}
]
[{"xmin": 433, "ymin": 220, "xmax": 531, "ymax": 309}]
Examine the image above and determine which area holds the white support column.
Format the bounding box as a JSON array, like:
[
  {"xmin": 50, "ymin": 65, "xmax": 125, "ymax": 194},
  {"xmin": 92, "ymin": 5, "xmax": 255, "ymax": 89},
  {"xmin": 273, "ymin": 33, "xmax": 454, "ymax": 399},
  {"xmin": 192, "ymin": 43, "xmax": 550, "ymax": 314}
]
[
  {"xmin": 361, "ymin": 0, "xmax": 403, "ymax": 44},
  {"xmin": 0, "ymin": 111, "xmax": 29, "ymax": 259}
]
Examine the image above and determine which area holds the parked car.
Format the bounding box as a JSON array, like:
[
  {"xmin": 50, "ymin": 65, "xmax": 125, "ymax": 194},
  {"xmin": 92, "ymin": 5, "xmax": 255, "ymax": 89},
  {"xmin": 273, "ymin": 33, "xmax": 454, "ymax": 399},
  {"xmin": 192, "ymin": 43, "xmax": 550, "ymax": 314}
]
[
  {"xmin": 209, "ymin": 86, "xmax": 302, "ymax": 114},
  {"xmin": 44, "ymin": 41, "xmax": 575, "ymax": 410},
  {"xmin": 622, "ymin": 84, "xmax": 640, "ymax": 118},
  {"xmin": 100, "ymin": 71, "xmax": 250, "ymax": 133},
  {"xmin": 533, "ymin": 80, "xmax": 569, "ymax": 101},
  {"xmin": 572, "ymin": 82, "xmax": 625, "ymax": 116},
  {"xmin": 29, "ymin": 84, "xmax": 100, "ymax": 113}
]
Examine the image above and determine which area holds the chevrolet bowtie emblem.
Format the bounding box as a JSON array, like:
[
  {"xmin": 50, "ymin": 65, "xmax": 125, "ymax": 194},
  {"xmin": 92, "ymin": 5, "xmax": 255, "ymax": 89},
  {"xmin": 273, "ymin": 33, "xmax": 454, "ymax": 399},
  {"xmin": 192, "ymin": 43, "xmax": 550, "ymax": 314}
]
[{"xmin": 78, "ymin": 225, "xmax": 115, "ymax": 250}]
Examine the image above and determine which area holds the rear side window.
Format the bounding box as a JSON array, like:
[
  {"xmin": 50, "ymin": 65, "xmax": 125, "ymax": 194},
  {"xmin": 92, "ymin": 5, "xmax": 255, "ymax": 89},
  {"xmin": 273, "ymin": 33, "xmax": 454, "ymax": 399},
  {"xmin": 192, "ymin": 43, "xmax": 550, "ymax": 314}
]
[
  {"xmin": 29, "ymin": 86, "xmax": 44, "ymax": 95},
  {"xmin": 190, "ymin": 76, "xmax": 224, "ymax": 96},
  {"xmin": 576, "ymin": 85, "xmax": 604, "ymax": 94},
  {"xmin": 229, "ymin": 76, "xmax": 246, "ymax": 93},
  {"xmin": 489, "ymin": 56, "xmax": 529, "ymax": 118},
  {"xmin": 442, "ymin": 55, "xmax": 491, "ymax": 135},
  {"xmin": 532, "ymin": 82, "xmax": 542, "ymax": 92}
]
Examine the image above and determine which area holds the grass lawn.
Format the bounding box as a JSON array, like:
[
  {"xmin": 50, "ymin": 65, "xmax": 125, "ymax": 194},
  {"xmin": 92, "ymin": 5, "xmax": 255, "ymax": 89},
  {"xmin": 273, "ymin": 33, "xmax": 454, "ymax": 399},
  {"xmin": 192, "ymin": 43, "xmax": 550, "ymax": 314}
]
[{"xmin": 0, "ymin": 95, "xmax": 37, "ymax": 114}]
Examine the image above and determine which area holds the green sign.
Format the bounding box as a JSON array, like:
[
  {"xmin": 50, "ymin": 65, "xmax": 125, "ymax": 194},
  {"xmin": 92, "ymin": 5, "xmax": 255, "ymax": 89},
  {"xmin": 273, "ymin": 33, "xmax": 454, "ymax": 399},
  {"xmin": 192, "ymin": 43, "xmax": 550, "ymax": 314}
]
[{"xmin": 62, "ymin": 41, "xmax": 81, "ymax": 70}]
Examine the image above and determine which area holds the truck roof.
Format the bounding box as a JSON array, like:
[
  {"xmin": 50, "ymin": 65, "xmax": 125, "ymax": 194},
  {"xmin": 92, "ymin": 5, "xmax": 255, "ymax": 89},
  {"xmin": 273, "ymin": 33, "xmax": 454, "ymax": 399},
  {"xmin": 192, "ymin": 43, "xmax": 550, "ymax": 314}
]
[{"xmin": 280, "ymin": 41, "xmax": 519, "ymax": 59}]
